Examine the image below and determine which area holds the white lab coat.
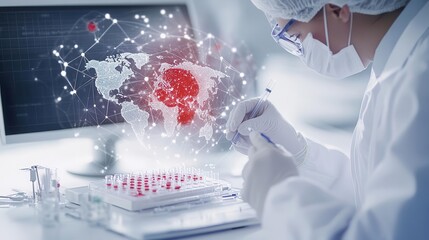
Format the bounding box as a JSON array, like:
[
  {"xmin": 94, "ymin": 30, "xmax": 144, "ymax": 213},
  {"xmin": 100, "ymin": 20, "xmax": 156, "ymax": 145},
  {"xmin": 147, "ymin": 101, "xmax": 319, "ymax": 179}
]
[{"xmin": 259, "ymin": 0, "xmax": 429, "ymax": 239}]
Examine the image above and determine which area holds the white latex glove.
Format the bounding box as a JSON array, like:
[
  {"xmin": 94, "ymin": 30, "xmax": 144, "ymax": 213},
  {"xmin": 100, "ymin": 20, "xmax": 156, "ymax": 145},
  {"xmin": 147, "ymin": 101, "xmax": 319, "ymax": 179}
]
[
  {"xmin": 241, "ymin": 131, "xmax": 298, "ymax": 217},
  {"xmin": 226, "ymin": 98, "xmax": 307, "ymax": 164}
]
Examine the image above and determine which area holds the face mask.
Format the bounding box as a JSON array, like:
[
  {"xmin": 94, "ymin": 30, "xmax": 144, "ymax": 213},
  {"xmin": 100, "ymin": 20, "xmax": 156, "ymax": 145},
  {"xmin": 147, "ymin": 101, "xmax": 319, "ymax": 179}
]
[{"xmin": 300, "ymin": 6, "xmax": 366, "ymax": 78}]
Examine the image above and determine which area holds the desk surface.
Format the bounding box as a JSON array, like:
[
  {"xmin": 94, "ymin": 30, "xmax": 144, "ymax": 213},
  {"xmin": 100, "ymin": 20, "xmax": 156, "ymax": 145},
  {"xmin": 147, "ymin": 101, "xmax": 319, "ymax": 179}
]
[
  {"xmin": 0, "ymin": 123, "xmax": 352, "ymax": 240},
  {"xmin": 0, "ymin": 207, "xmax": 261, "ymax": 240},
  {"xmin": 0, "ymin": 138, "xmax": 259, "ymax": 240}
]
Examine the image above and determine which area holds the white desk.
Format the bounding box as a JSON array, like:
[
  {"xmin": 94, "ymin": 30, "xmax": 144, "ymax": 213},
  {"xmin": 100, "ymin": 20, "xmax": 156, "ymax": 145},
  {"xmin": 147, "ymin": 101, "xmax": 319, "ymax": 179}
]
[
  {"xmin": 0, "ymin": 120, "xmax": 352, "ymax": 240},
  {"xmin": 0, "ymin": 207, "xmax": 261, "ymax": 240},
  {"xmin": 0, "ymin": 138, "xmax": 260, "ymax": 240}
]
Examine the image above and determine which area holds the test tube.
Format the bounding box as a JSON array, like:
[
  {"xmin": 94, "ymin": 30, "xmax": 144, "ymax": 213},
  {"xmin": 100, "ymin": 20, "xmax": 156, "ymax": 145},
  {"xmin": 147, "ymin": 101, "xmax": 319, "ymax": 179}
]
[{"xmin": 105, "ymin": 175, "xmax": 113, "ymax": 188}]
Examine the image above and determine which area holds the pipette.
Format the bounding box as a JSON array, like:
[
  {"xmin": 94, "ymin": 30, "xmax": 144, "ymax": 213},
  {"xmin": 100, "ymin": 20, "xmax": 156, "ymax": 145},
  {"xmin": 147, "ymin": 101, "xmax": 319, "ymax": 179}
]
[{"xmin": 230, "ymin": 79, "xmax": 276, "ymax": 146}]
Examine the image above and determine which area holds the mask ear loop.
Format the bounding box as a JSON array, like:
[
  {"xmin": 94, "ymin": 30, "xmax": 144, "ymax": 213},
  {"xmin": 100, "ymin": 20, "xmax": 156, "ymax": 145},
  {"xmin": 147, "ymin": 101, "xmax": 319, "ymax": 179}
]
[
  {"xmin": 323, "ymin": 5, "xmax": 330, "ymax": 49},
  {"xmin": 348, "ymin": 12, "xmax": 353, "ymax": 46},
  {"xmin": 325, "ymin": 6, "xmax": 354, "ymax": 47}
]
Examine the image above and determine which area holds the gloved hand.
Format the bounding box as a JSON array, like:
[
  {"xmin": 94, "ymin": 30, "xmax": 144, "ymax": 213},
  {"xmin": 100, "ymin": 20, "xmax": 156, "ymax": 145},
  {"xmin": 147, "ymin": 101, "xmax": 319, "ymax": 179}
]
[
  {"xmin": 241, "ymin": 131, "xmax": 299, "ymax": 217},
  {"xmin": 226, "ymin": 98, "xmax": 307, "ymax": 164}
]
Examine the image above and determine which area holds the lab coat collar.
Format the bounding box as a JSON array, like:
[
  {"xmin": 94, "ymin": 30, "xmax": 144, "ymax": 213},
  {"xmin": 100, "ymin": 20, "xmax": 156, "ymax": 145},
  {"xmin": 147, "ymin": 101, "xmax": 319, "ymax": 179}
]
[{"xmin": 372, "ymin": 0, "xmax": 426, "ymax": 78}]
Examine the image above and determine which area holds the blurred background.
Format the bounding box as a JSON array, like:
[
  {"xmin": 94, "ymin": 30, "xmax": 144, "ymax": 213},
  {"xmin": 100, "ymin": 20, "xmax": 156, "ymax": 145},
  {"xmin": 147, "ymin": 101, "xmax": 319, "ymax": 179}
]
[{"xmin": 0, "ymin": 0, "xmax": 369, "ymax": 193}]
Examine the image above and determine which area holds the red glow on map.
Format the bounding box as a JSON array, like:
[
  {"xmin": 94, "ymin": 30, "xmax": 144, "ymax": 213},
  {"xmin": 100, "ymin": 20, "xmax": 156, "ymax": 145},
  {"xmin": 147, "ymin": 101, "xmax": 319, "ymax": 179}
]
[
  {"xmin": 87, "ymin": 21, "xmax": 97, "ymax": 33},
  {"xmin": 154, "ymin": 68, "xmax": 199, "ymax": 125}
]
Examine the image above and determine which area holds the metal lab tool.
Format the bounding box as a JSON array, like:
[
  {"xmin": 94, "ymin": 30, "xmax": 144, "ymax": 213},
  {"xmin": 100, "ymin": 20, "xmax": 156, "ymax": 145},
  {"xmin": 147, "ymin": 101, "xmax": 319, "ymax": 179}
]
[{"xmin": 20, "ymin": 165, "xmax": 45, "ymax": 203}]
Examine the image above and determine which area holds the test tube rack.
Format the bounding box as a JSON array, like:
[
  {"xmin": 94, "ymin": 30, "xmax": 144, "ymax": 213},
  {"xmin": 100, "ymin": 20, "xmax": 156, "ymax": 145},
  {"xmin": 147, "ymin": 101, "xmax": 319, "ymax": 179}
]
[{"xmin": 90, "ymin": 168, "xmax": 230, "ymax": 211}]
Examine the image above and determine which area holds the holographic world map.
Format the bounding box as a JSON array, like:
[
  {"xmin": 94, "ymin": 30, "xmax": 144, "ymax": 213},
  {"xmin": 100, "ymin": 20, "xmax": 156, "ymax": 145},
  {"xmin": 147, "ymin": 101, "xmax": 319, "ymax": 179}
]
[{"xmin": 45, "ymin": 5, "xmax": 255, "ymax": 158}]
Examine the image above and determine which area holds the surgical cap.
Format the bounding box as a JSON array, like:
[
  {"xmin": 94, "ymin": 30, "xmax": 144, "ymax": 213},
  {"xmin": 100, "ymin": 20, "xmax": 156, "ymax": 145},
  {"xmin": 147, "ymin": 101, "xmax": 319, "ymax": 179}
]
[{"xmin": 250, "ymin": 0, "xmax": 410, "ymax": 22}]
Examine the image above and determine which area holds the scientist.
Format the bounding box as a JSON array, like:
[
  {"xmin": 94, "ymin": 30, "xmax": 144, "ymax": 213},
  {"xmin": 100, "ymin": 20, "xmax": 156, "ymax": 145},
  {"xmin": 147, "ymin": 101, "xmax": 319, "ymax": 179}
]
[{"xmin": 226, "ymin": 0, "xmax": 429, "ymax": 238}]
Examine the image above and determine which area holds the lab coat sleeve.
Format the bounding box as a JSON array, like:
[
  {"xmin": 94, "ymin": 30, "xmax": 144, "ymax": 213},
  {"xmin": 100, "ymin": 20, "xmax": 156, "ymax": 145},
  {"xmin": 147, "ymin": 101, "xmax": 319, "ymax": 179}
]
[
  {"xmin": 260, "ymin": 34, "xmax": 429, "ymax": 240},
  {"xmin": 298, "ymin": 138, "xmax": 354, "ymax": 203}
]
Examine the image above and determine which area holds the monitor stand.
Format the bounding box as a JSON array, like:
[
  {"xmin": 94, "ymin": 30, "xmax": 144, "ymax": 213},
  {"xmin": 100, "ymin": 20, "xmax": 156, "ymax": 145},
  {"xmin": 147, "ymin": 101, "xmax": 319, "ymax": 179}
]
[{"xmin": 67, "ymin": 135, "xmax": 124, "ymax": 177}]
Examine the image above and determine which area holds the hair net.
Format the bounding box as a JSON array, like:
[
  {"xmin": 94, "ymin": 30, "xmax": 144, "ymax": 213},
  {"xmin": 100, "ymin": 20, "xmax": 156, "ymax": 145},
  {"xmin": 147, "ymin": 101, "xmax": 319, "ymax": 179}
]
[{"xmin": 250, "ymin": 0, "xmax": 410, "ymax": 23}]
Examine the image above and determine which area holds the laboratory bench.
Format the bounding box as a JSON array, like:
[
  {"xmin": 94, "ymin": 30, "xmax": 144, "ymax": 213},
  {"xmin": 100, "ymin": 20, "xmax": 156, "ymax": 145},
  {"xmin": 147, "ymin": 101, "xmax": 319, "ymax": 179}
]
[{"xmin": 0, "ymin": 138, "xmax": 261, "ymax": 240}]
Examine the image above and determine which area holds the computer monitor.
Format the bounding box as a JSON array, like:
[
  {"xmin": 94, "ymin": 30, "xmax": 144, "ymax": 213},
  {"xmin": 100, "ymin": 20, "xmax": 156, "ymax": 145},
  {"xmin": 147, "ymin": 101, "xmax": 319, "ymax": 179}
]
[{"xmin": 0, "ymin": 1, "xmax": 199, "ymax": 176}]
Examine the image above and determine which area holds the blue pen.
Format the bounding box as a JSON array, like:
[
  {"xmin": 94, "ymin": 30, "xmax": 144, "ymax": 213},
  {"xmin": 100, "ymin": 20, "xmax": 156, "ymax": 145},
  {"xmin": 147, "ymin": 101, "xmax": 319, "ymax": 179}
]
[
  {"xmin": 230, "ymin": 79, "xmax": 276, "ymax": 146},
  {"xmin": 260, "ymin": 132, "xmax": 276, "ymax": 145}
]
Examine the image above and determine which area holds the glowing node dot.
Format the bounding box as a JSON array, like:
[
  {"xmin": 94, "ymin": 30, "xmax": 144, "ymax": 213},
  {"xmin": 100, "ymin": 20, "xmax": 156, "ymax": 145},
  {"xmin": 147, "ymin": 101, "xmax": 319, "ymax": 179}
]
[
  {"xmin": 56, "ymin": 97, "xmax": 62, "ymax": 102},
  {"xmin": 239, "ymin": 72, "xmax": 245, "ymax": 78},
  {"xmin": 160, "ymin": 33, "xmax": 166, "ymax": 39},
  {"xmin": 232, "ymin": 101, "xmax": 236, "ymax": 106},
  {"xmin": 63, "ymin": 86, "xmax": 67, "ymax": 90},
  {"xmin": 60, "ymin": 45, "xmax": 64, "ymax": 48},
  {"xmin": 63, "ymin": 62, "xmax": 68, "ymax": 67},
  {"xmin": 81, "ymin": 53, "xmax": 85, "ymax": 57},
  {"xmin": 134, "ymin": 14, "xmax": 140, "ymax": 19},
  {"xmin": 140, "ymin": 30, "xmax": 145, "ymax": 35},
  {"xmin": 160, "ymin": 9, "xmax": 166, "ymax": 15},
  {"xmin": 52, "ymin": 50, "xmax": 57, "ymax": 55},
  {"xmin": 242, "ymin": 80, "xmax": 247, "ymax": 85},
  {"xmin": 60, "ymin": 71, "xmax": 66, "ymax": 77},
  {"xmin": 94, "ymin": 145, "xmax": 99, "ymax": 150},
  {"xmin": 112, "ymin": 19, "xmax": 118, "ymax": 24},
  {"xmin": 221, "ymin": 112, "xmax": 226, "ymax": 117},
  {"xmin": 144, "ymin": 77, "xmax": 149, "ymax": 82},
  {"xmin": 207, "ymin": 33, "xmax": 213, "ymax": 38},
  {"xmin": 225, "ymin": 106, "xmax": 230, "ymax": 110},
  {"xmin": 74, "ymin": 44, "xmax": 79, "ymax": 48},
  {"xmin": 144, "ymin": 18, "xmax": 149, "ymax": 23},
  {"xmin": 231, "ymin": 47, "xmax": 237, "ymax": 53},
  {"xmin": 105, "ymin": 13, "xmax": 111, "ymax": 19},
  {"xmin": 169, "ymin": 14, "xmax": 173, "ymax": 18}
]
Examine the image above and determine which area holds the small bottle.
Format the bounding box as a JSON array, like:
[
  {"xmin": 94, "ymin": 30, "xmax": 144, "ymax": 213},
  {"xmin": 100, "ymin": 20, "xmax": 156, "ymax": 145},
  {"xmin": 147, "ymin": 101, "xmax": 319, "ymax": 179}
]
[
  {"xmin": 39, "ymin": 168, "xmax": 60, "ymax": 227},
  {"xmin": 87, "ymin": 183, "xmax": 110, "ymax": 226}
]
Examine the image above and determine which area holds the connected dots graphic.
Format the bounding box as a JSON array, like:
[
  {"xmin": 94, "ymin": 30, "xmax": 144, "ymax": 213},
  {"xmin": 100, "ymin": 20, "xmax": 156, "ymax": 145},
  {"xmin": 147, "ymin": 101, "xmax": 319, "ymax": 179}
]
[{"xmin": 40, "ymin": 6, "xmax": 256, "ymax": 161}]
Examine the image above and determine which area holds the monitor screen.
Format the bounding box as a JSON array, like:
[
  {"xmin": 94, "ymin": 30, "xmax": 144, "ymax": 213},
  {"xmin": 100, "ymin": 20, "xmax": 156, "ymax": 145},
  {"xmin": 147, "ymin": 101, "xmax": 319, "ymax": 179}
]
[{"xmin": 0, "ymin": 5, "xmax": 193, "ymax": 137}]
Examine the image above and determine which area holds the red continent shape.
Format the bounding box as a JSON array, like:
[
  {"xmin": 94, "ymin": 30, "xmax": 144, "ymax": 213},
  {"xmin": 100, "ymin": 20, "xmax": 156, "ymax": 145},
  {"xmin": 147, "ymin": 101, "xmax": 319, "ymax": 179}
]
[{"xmin": 154, "ymin": 68, "xmax": 199, "ymax": 125}]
